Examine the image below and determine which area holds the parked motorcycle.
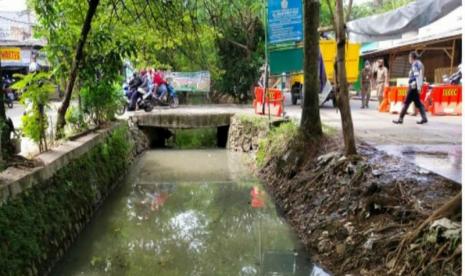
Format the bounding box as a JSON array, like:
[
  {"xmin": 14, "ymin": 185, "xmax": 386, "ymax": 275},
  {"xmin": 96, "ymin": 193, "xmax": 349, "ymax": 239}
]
[
  {"xmin": 442, "ymin": 64, "xmax": 462, "ymax": 85},
  {"xmin": 5, "ymin": 90, "xmax": 14, "ymax": 108},
  {"xmin": 2, "ymin": 83, "xmax": 15, "ymax": 109}
]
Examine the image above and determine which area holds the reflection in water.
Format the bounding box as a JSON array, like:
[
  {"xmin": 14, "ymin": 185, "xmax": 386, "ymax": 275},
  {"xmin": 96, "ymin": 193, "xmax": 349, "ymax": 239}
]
[
  {"xmin": 52, "ymin": 150, "xmax": 329, "ymax": 276},
  {"xmin": 251, "ymin": 186, "xmax": 265, "ymax": 209}
]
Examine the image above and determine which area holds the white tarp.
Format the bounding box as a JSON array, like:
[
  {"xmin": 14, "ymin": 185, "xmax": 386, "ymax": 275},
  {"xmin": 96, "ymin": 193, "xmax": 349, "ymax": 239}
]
[{"xmin": 347, "ymin": 0, "xmax": 462, "ymax": 42}]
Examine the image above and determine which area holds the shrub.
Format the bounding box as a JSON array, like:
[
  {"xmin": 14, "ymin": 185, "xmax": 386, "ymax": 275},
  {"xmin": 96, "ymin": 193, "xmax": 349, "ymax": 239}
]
[
  {"xmin": 11, "ymin": 72, "xmax": 55, "ymax": 152},
  {"xmin": 65, "ymin": 105, "xmax": 87, "ymax": 133}
]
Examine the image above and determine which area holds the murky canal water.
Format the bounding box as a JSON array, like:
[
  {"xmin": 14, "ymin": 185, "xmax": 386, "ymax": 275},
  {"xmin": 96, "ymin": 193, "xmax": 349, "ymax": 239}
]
[{"xmin": 52, "ymin": 150, "xmax": 327, "ymax": 276}]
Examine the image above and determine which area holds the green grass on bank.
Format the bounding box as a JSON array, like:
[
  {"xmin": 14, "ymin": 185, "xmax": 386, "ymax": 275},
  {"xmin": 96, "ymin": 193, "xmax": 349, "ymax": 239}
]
[{"xmin": 255, "ymin": 120, "xmax": 336, "ymax": 168}]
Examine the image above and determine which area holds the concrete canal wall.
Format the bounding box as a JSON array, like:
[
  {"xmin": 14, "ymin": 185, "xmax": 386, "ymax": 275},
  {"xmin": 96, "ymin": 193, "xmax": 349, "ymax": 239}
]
[{"xmin": 0, "ymin": 123, "xmax": 148, "ymax": 275}]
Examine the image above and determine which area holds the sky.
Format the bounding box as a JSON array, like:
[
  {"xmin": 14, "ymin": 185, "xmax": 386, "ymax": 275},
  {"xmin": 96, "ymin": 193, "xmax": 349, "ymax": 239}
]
[{"xmin": 0, "ymin": 0, "xmax": 27, "ymax": 11}]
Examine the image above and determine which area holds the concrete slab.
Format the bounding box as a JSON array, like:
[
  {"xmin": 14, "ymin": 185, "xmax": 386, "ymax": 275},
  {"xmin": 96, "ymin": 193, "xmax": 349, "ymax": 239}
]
[{"xmin": 0, "ymin": 124, "xmax": 121, "ymax": 205}]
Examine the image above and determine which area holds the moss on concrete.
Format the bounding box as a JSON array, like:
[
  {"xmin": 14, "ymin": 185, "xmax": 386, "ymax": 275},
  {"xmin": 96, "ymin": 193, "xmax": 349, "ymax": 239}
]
[{"xmin": 0, "ymin": 125, "xmax": 133, "ymax": 275}]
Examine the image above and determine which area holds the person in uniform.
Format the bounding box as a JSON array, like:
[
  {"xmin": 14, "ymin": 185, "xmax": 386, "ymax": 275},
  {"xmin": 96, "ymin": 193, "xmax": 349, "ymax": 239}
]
[
  {"xmin": 360, "ymin": 60, "xmax": 372, "ymax": 108},
  {"xmin": 375, "ymin": 59, "xmax": 389, "ymax": 103},
  {"xmin": 393, "ymin": 51, "xmax": 428, "ymax": 124}
]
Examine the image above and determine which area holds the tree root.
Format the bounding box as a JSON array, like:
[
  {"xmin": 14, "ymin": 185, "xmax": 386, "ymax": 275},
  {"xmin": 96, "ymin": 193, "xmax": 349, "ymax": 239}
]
[
  {"xmin": 388, "ymin": 192, "xmax": 461, "ymax": 269},
  {"xmin": 417, "ymin": 241, "xmax": 450, "ymax": 275}
]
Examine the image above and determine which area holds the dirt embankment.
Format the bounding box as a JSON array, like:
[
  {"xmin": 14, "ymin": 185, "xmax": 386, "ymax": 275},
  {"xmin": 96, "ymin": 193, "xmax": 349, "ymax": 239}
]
[{"xmin": 258, "ymin": 134, "xmax": 461, "ymax": 275}]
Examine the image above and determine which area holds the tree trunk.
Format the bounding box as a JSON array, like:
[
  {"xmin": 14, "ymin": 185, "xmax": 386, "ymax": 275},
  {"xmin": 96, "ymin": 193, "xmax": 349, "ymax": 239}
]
[
  {"xmin": 335, "ymin": 0, "xmax": 357, "ymax": 155},
  {"xmin": 39, "ymin": 104, "xmax": 47, "ymax": 152},
  {"xmin": 300, "ymin": 0, "xmax": 323, "ymax": 137},
  {"xmin": 55, "ymin": 0, "xmax": 100, "ymax": 138}
]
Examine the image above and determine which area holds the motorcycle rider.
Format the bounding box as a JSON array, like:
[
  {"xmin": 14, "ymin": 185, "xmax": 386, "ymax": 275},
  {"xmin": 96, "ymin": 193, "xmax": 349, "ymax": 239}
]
[
  {"xmin": 128, "ymin": 72, "xmax": 142, "ymax": 111},
  {"xmin": 153, "ymin": 69, "xmax": 168, "ymax": 101},
  {"xmin": 129, "ymin": 70, "xmax": 150, "ymax": 111}
]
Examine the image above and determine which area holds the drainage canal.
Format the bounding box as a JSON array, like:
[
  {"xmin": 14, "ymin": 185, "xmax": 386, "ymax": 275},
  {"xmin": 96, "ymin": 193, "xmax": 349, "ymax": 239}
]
[{"xmin": 52, "ymin": 131, "xmax": 328, "ymax": 275}]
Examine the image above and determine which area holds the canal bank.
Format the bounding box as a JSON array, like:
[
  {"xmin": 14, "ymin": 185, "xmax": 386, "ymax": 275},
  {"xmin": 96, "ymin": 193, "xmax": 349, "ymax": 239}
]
[
  {"xmin": 227, "ymin": 115, "xmax": 461, "ymax": 275},
  {"xmin": 0, "ymin": 123, "xmax": 148, "ymax": 275}
]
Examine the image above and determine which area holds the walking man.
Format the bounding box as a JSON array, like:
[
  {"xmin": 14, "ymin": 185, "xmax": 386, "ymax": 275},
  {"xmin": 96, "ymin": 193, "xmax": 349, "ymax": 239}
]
[
  {"xmin": 393, "ymin": 52, "xmax": 428, "ymax": 124},
  {"xmin": 360, "ymin": 60, "xmax": 372, "ymax": 108}
]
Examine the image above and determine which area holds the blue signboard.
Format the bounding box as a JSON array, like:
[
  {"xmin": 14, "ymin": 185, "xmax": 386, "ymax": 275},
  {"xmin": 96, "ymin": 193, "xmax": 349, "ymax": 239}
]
[{"xmin": 267, "ymin": 0, "xmax": 303, "ymax": 44}]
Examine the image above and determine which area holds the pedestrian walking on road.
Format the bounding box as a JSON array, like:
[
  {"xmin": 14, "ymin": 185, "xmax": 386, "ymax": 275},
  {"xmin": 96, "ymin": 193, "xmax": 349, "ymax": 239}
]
[
  {"xmin": 375, "ymin": 59, "xmax": 389, "ymax": 103},
  {"xmin": 360, "ymin": 60, "xmax": 372, "ymax": 108},
  {"xmin": 393, "ymin": 51, "xmax": 428, "ymax": 124}
]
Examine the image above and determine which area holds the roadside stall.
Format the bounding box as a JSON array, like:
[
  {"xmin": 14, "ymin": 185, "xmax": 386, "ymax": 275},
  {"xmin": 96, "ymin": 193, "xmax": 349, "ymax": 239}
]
[{"xmin": 353, "ymin": 1, "xmax": 462, "ymax": 116}]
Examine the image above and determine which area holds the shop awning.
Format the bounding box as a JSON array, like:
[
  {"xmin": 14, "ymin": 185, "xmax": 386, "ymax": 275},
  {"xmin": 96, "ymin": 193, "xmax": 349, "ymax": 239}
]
[{"xmin": 347, "ymin": 0, "xmax": 461, "ymax": 42}]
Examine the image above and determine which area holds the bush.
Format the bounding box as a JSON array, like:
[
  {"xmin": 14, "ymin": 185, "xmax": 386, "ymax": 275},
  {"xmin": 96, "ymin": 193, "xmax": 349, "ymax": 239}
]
[
  {"xmin": 65, "ymin": 105, "xmax": 87, "ymax": 133},
  {"xmin": 80, "ymin": 82, "xmax": 124, "ymax": 125},
  {"xmin": 11, "ymin": 72, "xmax": 55, "ymax": 152}
]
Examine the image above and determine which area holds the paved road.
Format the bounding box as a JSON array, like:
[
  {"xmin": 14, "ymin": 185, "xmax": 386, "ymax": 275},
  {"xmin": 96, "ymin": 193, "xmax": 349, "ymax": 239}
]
[
  {"xmin": 289, "ymin": 100, "xmax": 461, "ymax": 146},
  {"xmin": 284, "ymin": 96, "xmax": 461, "ymax": 183},
  {"xmin": 7, "ymin": 98, "xmax": 462, "ymax": 183}
]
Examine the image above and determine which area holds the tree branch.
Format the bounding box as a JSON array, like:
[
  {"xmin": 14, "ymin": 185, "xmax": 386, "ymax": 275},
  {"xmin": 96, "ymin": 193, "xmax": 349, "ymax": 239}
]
[
  {"xmin": 226, "ymin": 38, "xmax": 250, "ymax": 52},
  {"xmin": 324, "ymin": 0, "xmax": 336, "ymax": 28},
  {"xmin": 345, "ymin": 0, "xmax": 354, "ymax": 22}
]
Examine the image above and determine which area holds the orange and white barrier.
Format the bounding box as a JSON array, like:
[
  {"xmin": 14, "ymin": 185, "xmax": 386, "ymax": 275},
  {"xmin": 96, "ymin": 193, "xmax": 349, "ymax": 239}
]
[
  {"xmin": 253, "ymin": 87, "xmax": 284, "ymax": 117},
  {"xmin": 392, "ymin": 86, "xmax": 415, "ymax": 114},
  {"xmin": 378, "ymin": 87, "xmax": 391, "ymax": 113},
  {"xmin": 387, "ymin": 84, "xmax": 430, "ymax": 115},
  {"xmin": 429, "ymin": 85, "xmax": 462, "ymax": 116}
]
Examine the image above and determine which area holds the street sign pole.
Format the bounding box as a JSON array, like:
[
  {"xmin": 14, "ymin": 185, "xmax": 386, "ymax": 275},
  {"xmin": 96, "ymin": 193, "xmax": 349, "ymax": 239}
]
[{"xmin": 262, "ymin": 0, "xmax": 269, "ymax": 121}]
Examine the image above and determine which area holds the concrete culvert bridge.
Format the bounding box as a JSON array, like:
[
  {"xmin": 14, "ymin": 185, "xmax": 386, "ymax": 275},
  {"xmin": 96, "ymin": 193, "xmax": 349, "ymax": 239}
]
[{"xmin": 130, "ymin": 111, "xmax": 235, "ymax": 148}]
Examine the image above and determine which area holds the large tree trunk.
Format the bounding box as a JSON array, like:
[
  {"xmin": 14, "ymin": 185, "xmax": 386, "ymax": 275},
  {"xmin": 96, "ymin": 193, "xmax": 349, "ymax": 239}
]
[
  {"xmin": 55, "ymin": 0, "xmax": 100, "ymax": 138},
  {"xmin": 335, "ymin": 0, "xmax": 357, "ymax": 155},
  {"xmin": 300, "ymin": 0, "xmax": 323, "ymax": 137}
]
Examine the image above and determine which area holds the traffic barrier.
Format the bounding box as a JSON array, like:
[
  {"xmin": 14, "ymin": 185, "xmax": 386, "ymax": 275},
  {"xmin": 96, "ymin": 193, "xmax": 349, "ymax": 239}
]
[
  {"xmin": 387, "ymin": 87, "xmax": 399, "ymax": 113},
  {"xmin": 420, "ymin": 84, "xmax": 432, "ymax": 111},
  {"xmin": 388, "ymin": 86, "xmax": 417, "ymax": 114},
  {"xmin": 419, "ymin": 83, "xmax": 429, "ymax": 103},
  {"xmin": 388, "ymin": 86, "xmax": 406, "ymax": 114},
  {"xmin": 430, "ymin": 85, "xmax": 462, "ymax": 116},
  {"xmin": 378, "ymin": 87, "xmax": 391, "ymax": 112},
  {"xmin": 254, "ymin": 87, "xmax": 284, "ymax": 117}
]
